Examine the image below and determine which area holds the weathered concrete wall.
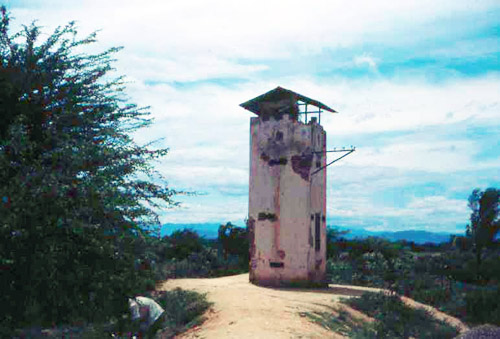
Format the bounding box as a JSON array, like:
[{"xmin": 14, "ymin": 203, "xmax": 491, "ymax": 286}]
[{"xmin": 248, "ymin": 114, "xmax": 327, "ymax": 286}]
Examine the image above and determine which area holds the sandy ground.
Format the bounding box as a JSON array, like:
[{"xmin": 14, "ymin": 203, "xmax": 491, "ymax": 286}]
[{"xmin": 157, "ymin": 273, "xmax": 469, "ymax": 339}]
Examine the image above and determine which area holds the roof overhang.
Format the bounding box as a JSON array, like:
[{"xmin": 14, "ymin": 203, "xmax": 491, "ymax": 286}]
[{"xmin": 239, "ymin": 86, "xmax": 337, "ymax": 115}]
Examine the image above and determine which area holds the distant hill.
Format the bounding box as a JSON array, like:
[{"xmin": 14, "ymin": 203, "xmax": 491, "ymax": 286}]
[
  {"xmin": 160, "ymin": 223, "xmax": 232, "ymax": 239},
  {"xmin": 161, "ymin": 223, "xmax": 461, "ymax": 244},
  {"xmin": 333, "ymin": 226, "xmax": 460, "ymax": 244}
]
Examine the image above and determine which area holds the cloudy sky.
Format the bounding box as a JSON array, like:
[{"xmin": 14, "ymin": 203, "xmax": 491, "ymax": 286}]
[{"xmin": 6, "ymin": 0, "xmax": 500, "ymax": 234}]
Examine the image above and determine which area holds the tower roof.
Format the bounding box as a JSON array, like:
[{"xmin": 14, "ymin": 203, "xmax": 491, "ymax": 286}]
[{"xmin": 239, "ymin": 86, "xmax": 337, "ymax": 115}]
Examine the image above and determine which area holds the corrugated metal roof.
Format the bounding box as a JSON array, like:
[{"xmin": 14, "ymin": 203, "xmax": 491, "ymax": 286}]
[{"xmin": 239, "ymin": 86, "xmax": 337, "ymax": 115}]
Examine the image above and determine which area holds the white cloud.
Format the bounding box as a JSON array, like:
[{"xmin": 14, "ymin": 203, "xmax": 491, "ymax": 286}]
[
  {"xmin": 117, "ymin": 55, "xmax": 268, "ymax": 83},
  {"xmin": 158, "ymin": 196, "xmax": 247, "ymax": 224},
  {"xmin": 346, "ymin": 140, "xmax": 472, "ymax": 172},
  {"xmin": 407, "ymin": 196, "xmax": 466, "ymax": 213},
  {"xmin": 9, "ymin": 1, "xmax": 500, "ymax": 82},
  {"xmin": 354, "ymin": 53, "xmax": 378, "ymax": 71},
  {"xmin": 6, "ymin": 1, "xmax": 500, "ymax": 232},
  {"xmin": 314, "ymin": 75, "xmax": 500, "ymax": 135}
]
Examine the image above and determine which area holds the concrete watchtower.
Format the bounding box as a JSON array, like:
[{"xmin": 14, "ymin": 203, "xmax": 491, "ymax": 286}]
[{"xmin": 240, "ymin": 87, "xmax": 337, "ymax": 287}]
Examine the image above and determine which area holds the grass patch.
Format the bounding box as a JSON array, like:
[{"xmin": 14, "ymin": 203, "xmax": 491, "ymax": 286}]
[
  {"xmin": 153, "ymin": 288, "xmax": 212, "ymax": 338},
  {"xmin": 301, "ymin": 308, "xmax": 369, "ymax": 337},
  {"xmin": 342, "ymin": 292, "xmax": 460, "ymax": 338},
  {"xmin": 303, "ymin": 292, "xmax": 460, "ymax": 338}
]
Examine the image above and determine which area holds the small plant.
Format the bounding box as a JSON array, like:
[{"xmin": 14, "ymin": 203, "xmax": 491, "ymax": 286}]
[
  {"xmin": 153, "ymin": 288, "xmax": 212, "ymax": 338},
  {"xmin": 464, "ymin": 284, "xmax": 500, "ymax": 325},
  {"xmin": 301, "ymin": 308, "xmax": 371, "ymax": 337}
]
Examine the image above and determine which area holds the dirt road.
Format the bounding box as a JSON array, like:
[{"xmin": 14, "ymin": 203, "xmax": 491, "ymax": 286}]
[{"xmin": 157, "ymin": 274, "xmax": 469, "ymax": 338}]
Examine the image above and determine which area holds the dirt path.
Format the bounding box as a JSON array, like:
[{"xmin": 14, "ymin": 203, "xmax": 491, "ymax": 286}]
[{"xmin": 157, "ymin": 274, "xmax": 469, "ymax": 338}]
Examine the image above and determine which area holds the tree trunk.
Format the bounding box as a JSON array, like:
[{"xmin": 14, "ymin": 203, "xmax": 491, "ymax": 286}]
[{"xmin": 476, "ymin": 245, "xmax": 482, "ymax": 280}]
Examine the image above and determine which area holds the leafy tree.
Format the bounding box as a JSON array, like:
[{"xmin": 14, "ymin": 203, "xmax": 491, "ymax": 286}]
[
  {"xmin": 165, "ymin": 229, "xmax": 204, "ymax": 260},
  {"xmin": 467, "ymin": 187, "xmax": 500, "ymax": 270},
  {"xmin": 326, "ymin": 226, "xmax": 350, "ymax": 258},
  {"xmin": 0, "ymin": 7, "xmax": 179, "ymax": 331},
  {"xmin": 218, "ymin": 222, "xmax": 248, "ymax": 263},
  {"xmin": 451, "ymin": 235, "xmax": 473, "ymax": 252}
]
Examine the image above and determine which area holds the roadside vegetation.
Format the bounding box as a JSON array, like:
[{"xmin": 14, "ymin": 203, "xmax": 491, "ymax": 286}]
[
  {"xmin": 304, "ymin": 292, "xmax": 460, "ymax": 338},
  {"xmin": 146, "ymin": 223, "xmax": 249, "ymax": 282},
  {"xmin": 323, "ymin": 187, "xmax": 500, "ymax": 336},
  {"xmin": 14, "ymin": 289, "xmax": 212, "ymax": 338}
]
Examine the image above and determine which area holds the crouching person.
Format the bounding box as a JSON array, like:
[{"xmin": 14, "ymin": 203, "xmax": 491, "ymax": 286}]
[{"xmin": 129, "ymin": 296, "xmax": 165, "ymax": 338}]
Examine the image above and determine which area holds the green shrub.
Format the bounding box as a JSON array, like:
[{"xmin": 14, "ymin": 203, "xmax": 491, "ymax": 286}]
[
  {"xmin": 411, "ymin": 287, "xmax": 451, "ymax": 306},
  {"xmin": 156, "ymin": 247, "xmax": 248, "ymax": 280},
  {"xmin": 464, "ymin": 285, "xmax": 500, "ymax": 325},
  {"xmin": 343, "ymin": 292, "xmax": 460, "ymax": 338},
  {"xmin": 477, "ymin": 254, "xmax": 500, "ymax": 283},
  {"xmin": 327, "ymin": 260, "xmax": 354, "ymax": 284},
  {"xmin": 153, "ymin": 288, "xmax": 212, "ymax": 338},
  {"xmin": 165, "ymin": 229, "xmax": 205, "ymax": 260}
]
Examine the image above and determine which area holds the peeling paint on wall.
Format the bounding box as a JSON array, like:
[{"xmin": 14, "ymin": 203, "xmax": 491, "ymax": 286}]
[
  {"xmin": 258, "ymin": 212, "xmax": 277, "ymax": 221},
  {"xmin": 268, "ymin": 157, "xmax": 287, "ymax": 166},
  {"xmin": 291, "ymin": 154, "xmax": 313, "ymax": 181},
  {"xmin": 248, "ymin": 217, "xmax": 256, "ymax": 258}
]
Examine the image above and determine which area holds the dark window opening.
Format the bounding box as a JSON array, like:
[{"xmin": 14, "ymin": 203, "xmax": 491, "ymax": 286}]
[
  {"xmin": 270, "ymin": 262, "xmax": 284, "ymax": 268},
  {"xmin": 315, "ymin": 213, "xmax": 320, "ymax": 251},
  {"xmin": 276, "ymin": 131, "xmax": 283, "ymax": 141}
]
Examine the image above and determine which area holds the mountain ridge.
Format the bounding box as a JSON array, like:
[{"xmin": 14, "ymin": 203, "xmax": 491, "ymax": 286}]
[{"xmin": 160, "ymin": 222, "xmax": 462, "ymax": 244}]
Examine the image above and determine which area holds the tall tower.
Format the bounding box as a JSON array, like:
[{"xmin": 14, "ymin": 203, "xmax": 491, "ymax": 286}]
[{"xmin": 240, "ymin": 87, "xmax": 336, "ymax": 287}]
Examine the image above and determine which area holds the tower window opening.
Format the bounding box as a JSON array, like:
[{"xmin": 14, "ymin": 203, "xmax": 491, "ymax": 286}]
[{"xmin": 315, "ymin": 213, "xmax": 321, "ymax": 251}]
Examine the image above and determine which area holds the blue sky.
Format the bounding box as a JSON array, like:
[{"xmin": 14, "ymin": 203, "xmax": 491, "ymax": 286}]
[{"xmin": 5, "ymin": 0, "xmax": 500, "ymax": 234}]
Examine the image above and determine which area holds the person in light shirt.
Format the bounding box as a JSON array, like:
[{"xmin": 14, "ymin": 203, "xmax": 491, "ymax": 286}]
[{"xmin": 128, "ymin": 296, "xmax": 165, "ymax": 338}]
